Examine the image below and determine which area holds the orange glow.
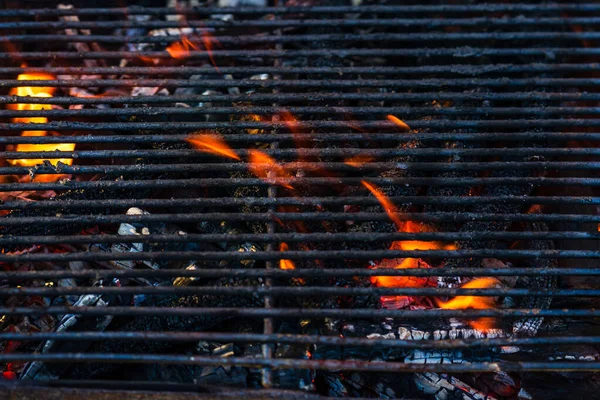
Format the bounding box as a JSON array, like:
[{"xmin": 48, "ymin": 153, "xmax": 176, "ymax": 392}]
[
  {"xmin": 386, "ymin": 114, "xmax": 411, "ymax": 132},
  {"xmin": 245, "ymin": 114, "xmax": 263, "ymax": 135},
  {"xmin": 437, "ymin": 277, "xmax": 500, "ymax": 332},
  {"xmin": 186, "ymin": 133, "xmax": 240, "ymax": 160},
  {"xmin": 361, "ymin": 180, "xmax": 404, "ymax": 231},
  {"xmin": 8, "ymin": 73, "xmax": 75, "ymax": 180},
  {"xmin": 344, "ymin": 155, "xmax": 375, "ymax": 167},
  {"xmin": 248, "ymin": 150, "xmax": 293, "ymax": 190},
  {"xmin": 279, "ymin": 242, "xmax": 295, "ymax": 270}
]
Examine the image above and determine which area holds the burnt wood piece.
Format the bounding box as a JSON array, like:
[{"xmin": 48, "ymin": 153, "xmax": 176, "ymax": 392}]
[{"xmin": 65, "ymin": 276, "xmax": 264, "ymax": 380}]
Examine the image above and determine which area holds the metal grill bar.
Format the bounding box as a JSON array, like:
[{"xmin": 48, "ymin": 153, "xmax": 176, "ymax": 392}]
[
  {"xmin": 0, "ymin": 231, "xmax": 594, "ymax": 246},
  {"xmin": 0, "ymin": 307, "xmax": 595, "ymax": 318},
  {"xmin": 0, "ymin": 332, "xmax": 597, "ymax": 349},
  {"xmin": 9, "ymin": 32, "xmax": 600, "ymax": 43},
  {"xmin": 8, "ymin": 48, "xmax": 600, "ymax": 60},
  {"xmin": 1, "ymin": 4, "xmax": 599, "ymax": 16},
  {"xmin": 0, "ymin": 286, "xmax": 594, "ymax": 298},
  {"xmin": 0, "ymin": 212, "xmax": 597, "ymax": 225},
  {"xmin": 0, "ymin": 268, "xmax": 594, "ymax": 281},
  {"xmin": 0, "ymin": 64, "xmax": 596, "ymax": 75},
  {"xmin": 0, "ymin": 196, "xmax": 596, "ymax": 210},
  {"xmin": 3, "ymin": 18, "xmax": 600, "ymax": 30},
  {"xmin": 0, "ymin": 178, "xmax": 596, "ymax": 192},
  {"xmin": 0, "ymin": 249, "xmax": 595, "ymax": 263},
  {"xmin": 0, "ymin": 355, "xmax": 596, "ymax": 373},
  {"xmin": 2, "ymin": 120, "xmax": 599, "ymax": 130},
  {"xmin": 4, "ymin": 106, "xmax": 600, "ymax": 118},
  {"xmin": 2, "ymin": 162, "xmax": 599, "ymax": 176},
  {"xmin": 3, "ymin": 93, "xmax": 599, "ymax": 105}
]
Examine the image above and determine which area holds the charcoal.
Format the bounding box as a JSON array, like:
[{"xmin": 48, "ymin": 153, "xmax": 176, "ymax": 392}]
[
  {"xmin": 510, "ymin": 221, "xmax": 557, "ymax": 337},
  {"xmin": 64, "ymin": 272, "xmax": 264, "ymax": 380},
  {"xmin": 21, "ymin": 279, "xmax": 121, "ymax": 380},
  {"xmin": 275, "ymin": 322, "xmax": 313, "ymax": 391},
  {"xmin": 413, "ymin": 372, "xmax": 498, "ymax": 400}
]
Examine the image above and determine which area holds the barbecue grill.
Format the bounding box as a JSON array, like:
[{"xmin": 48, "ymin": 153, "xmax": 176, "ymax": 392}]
[{"xmin": 0, "ymin": 1, "xmax": 598, "ymax": 399}]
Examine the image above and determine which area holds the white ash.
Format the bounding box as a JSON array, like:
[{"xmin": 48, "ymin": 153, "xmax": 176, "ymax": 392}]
[
  {"xmin": 218, "ymin": 0, "xmax": 266, "ymax": 7},
  {"xmin": 406, "ymin": 350, "xmax": 465, "ymax": 365},
  {"xmin": 21, "ymin": 292, "xmax": 113, "ymax": 380},
  {"xmin": 518, "ymin": 388, "xmax": 533, "ymax": 400},
  {"xmin": 111, "ymin": 207, "xmax": 181, "ymax": 270},
  {"xmin": 413, "ymin": 372, "xmax": 498, "ymax": 400}
]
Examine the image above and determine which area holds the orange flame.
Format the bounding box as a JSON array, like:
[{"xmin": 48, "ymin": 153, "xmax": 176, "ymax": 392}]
[
  {"xmin": 370, "ymin": 257, "xmax": 434, "ymax": 288},
  {"xmin": 186, "ymin": 133, "xmax": 240, "ymax": 160},
  {"xmin": 279, "ymin": 242, "xmax": 295, "ymax": 270},
  {"xmin": 344, "ymin": 155, "xmax": 375, "ymax": 168},
  {"xmin": 166, "ymin": 33, "xmax": 220, "ymax": 71},
  {"xmin": 248, "ymin": 150, "xmax": 293, "ymax": 190},
  {"xmin": 437, "ymin": 277, "xmax": 500, "ymax": 332},
  {"xmin": 166, "ymin": 36, "xmax": 198, "ymax": 59},
  {"xmin": 389, "ymin": 221, "xmax": 457, "ymax": 252},
  {"xmin": 280, "ymin": 111, "xmax": 310, "ymax": 159},
  {"xmin": 361, "ymin": 180, "xmax": 405, "ymax": 231},
  {"xmin": 386, "ymin": 114, "xmax": 411, "ymax": 132},
  {"xmin": 8, "ymin": 73, "xmax": 75, "ymax": 181}
]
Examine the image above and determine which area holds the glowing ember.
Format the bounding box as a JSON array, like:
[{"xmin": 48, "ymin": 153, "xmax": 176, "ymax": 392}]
[
  {"xmin": 437, "ymin": 277, "xmax": 501, "ymax": 332},
  {"xmin": 386, "ymin": 114, "xmax": 411, "ymax": 132},
  {"xmin": 248, "ymin": 150, "xmax": 293, "ymax": 190},
  {"xmin": 279, "ymin": 242, "xmax": 295, "ymax": 270},
  {"xmin": 8, "ymin": 73, "xmax": 75, "ymax": 181},
  {"xmin": 186, "ymin": 133, "xmax": 240, "ymax": 160},
  {"xmin": 344, "ymin": 155, "xmax": 375, "ymax": 168}
]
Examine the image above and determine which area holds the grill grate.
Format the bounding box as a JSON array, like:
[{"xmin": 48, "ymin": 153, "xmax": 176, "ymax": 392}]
[{"xmin": 0, "ymin": 1, "xmax": 598, "ymax": 398}]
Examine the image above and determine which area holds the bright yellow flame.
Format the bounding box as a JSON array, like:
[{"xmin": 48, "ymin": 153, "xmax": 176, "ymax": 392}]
[
  {"xmin": 186, "ymin": 133, "xmax": 240, "ymax": 160},
  {"xmin": 437, "ymin": 277, "xmax": 500, "ymax": 332},
  {"xmin": 8, "ymin": 73, "xmax": 75, "ymax": 180}
]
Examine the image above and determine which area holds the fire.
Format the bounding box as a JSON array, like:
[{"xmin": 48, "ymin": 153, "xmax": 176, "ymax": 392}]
[
  {"xmin": 362, "ymin": 180, "xmax": 405, "ymax": 231},
  {"xmin": 344, "ymin": 155, "xmax": 375, "ymax": 167},
  {"xmin": 279, "ymin": 242, "xmax": 295, "ymax": 270},
  {"xmin": 386, "ymin": 114, "xmax": 411, "ymax": 132},
  {"xmin": 167, "ymin": 36, "xmax": 198, "ymax": 59},
  {"xmin": 166, "ymin": 33, "xmax": 220, "ymax": 71},
  {"xmin": 186, "ymin": 133, "xmax": 240, "ymax": 160},
  {"xmin": 248, "ymin": 150, "xmax": 293, "ymax": 190},
  {"xmin": 365, "ymin": 180, "xmax": 458, "ymax": 309},
  {"xmin": 370, "ymin": 257, "xmax": 435, "ymax": 289},
  {"xmin": 8, "ymin": 73, "xmax": 75, "ymax": 181},
  {"xmin": 437, "ymin": 277, "xmax": 500, "ymax": 332},
  {"xmin": 389, "ymin": 221, "xmax": 457, "ymax": 252}
]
